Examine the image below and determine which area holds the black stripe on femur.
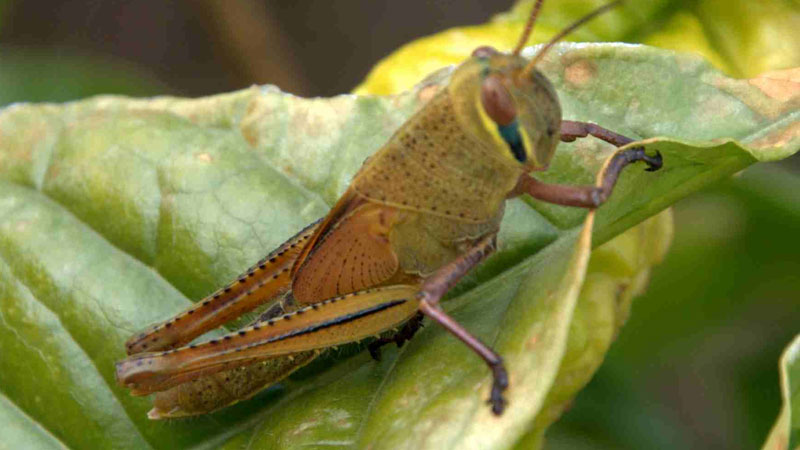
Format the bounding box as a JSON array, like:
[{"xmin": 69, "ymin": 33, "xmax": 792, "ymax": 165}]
[{"xmin": 247, "ymin": 298, "xmax": 409, "ymax": 349}]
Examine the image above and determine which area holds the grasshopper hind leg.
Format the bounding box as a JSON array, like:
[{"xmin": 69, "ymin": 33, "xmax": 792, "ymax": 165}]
[
  {"xmin": 123, "ymin": 231, "xmax": 510, "ymax": 417},
  {"xmin": 125, "ymin": 219, "xmax": 321, "ymax": 355}
]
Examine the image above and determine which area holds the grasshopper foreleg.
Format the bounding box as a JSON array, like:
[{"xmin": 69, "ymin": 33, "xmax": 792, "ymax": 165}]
[
  {"xmin": 561, "ymin": 121, "xmax": 662, "ymax": 172},
  {"xmin": 415, "ymin": 234, "xmax": 509, "ymax": 415},
  {"xmin": 560, "ymin": 120, "xmax": 662, "ymax": 171},
  {"xmin": 561, "ymin": 120, "xmax": 630, "ymax": 146},
  {"xmin": 511, "ymin": 121, "xmax": 662, "ymax": 208}
]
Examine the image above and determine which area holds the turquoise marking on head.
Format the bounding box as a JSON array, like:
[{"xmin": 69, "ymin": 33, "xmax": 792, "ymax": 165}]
[{"xmin": 497, "ymin": 120, "xmax": 526, "ymax": 163}]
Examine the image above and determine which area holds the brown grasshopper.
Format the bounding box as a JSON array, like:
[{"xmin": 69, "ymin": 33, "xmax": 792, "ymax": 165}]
[{"xmin": 116, "ymin": 0, "xmax": 661, "ymax": 419}]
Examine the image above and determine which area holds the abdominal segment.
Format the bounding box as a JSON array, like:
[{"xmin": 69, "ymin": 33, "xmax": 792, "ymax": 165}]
[{"xmin": 149, "ymin": 350, "xmax": 319, "ymax": 419}]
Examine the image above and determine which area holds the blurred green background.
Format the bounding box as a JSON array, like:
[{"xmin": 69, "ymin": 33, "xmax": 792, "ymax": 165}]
[{"xmin": 0, "ymin": 1, "xmax": 796, "ymax": 449}]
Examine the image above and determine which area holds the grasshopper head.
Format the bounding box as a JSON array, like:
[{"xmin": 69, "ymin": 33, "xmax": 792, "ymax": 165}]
[
  {"xmin": 446, "ymin": 1, "xmax": 622, "ymax": 171},
  {"xmin": 447, "ymin": 47, "xmax": 561, "ymax": 171}
]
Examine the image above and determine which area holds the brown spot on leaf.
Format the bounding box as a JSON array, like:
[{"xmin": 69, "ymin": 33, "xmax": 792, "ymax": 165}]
[
  {"xmin": 47, "ymin": 162, "xmax": 61, "ymax": 180},
  {"xmin": 241, "ymin": 123, "xmax": 259, "ymax": 147},
  {"xmin": 14, "ymin": 220, "xmax": 32, "ymax": 232},
  {"xmin": 714, "ymin": 71, "xmax": 800, "ymax": 120},
  {"xmin": 526, "ymin": 334, "xmax": 539, "ymax": 350},
  {"xmin": 750, "ymin": 121, "xmax": 800, "ymax": 150},
  {"xmin": 748, "ymin": 67, "xmax": 800, "ymax": 103},
  {"xmin": 565, "ymin": 60, "xmax": 597, "ymax": 87},
  {"xmin": 196, "ymin": 153, "xmax": 213, "ymax": 163}
]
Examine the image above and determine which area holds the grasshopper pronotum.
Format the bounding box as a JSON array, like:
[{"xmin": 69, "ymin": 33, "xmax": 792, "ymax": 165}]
[{"xmin": 116, "ymin": 0, "xmax": 662, "ymax": 419}]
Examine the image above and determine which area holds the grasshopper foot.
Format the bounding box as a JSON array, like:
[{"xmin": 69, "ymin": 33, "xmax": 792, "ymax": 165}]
[
  {"xmin": 621, "ymin": 147, "xmax": 663, "ymax": 172},
  {"xmin": 367, "ymin": 341, "xmax": 385, "ymax": 361},
  {"xmin": 488, "ymin": 361, "xmax": 509, "ymax": 415},
  {"xmin": 642, "ymin": 149, "xmax": 663, "ymax": 172}
]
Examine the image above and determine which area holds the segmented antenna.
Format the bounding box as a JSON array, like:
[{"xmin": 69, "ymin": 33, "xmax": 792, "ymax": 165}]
[
  {"xmin": 520, "ymin": 0, "xmax": 623, "ymax": 79},
  {"xmin": 511, "ymin": 0, "xmax": 545, "ymax": 56}
]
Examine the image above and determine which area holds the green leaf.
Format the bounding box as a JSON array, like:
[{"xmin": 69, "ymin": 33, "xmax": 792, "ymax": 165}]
[
  {"xmin": 512, "ymin": 210, "xmax": 674, "ymax": 449},
  {"xmin": 0, "ymin": 42, "xmax": 796, "ymax": 449},
  {"xmin": 763, "ymin": 335, "xmax": 800, "ymax": 450}
]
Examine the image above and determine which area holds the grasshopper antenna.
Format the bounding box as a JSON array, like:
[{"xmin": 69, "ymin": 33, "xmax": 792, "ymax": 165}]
[
  {"xmin": 520, "ymin": 0, "xmax": 623, "ymax": 79},
  {"xmin": 511, "ymin": 0, "xmax": 545, "ymax": 56}
]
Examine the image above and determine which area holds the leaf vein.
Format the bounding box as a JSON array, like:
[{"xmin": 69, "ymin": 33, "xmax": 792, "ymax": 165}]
[{"xmin": 0, "ymin": 252, "xmax": 154, "ymax": 450}]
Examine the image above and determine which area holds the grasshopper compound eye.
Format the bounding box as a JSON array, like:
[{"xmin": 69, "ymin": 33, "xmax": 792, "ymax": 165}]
[
  {"xmin": 480, "ymin": 73, "xmax": 516, "ymax": 127},
  {"xmin": 480, "ymin": 73, "xmax": 526, "ymax": 163}
]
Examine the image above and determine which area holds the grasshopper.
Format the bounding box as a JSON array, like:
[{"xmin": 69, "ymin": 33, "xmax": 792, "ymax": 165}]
[{"xmin": 116, "ymin": 0, "xmax": 662, "ymax": 419}]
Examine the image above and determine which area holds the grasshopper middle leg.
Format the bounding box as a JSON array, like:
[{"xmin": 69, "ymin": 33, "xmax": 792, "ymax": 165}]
[
  {"xmin": 414, "ymin": 234, "xmax": 510, "ymax": 414},
  {"xmin": 368, "ymin": 312, "xmax": 424, "ymax": 361}
]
